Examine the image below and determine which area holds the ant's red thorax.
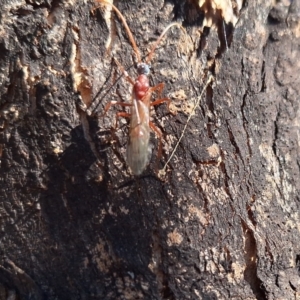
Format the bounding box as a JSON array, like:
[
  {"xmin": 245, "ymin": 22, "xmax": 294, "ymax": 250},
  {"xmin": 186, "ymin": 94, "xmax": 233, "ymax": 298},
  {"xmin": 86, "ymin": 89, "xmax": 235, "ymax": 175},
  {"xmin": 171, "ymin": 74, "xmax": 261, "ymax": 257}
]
[{"xmin": 134, "ymin": 74, "xmax": 150, "ymax": 100}]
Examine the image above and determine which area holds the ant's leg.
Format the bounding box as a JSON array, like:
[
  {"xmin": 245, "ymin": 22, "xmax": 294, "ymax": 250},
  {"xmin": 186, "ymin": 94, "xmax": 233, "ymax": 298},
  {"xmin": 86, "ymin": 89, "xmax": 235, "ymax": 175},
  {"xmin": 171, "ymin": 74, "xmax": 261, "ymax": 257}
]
[
  {"xmin": 149, "ymin": 82, "xmax": 164, "ymax": 97},
  {"xmin": 114, "ymin": 58, "xmax": 135, "ymax": 86},
  {"xmin": 149, "ymin": 121, "xmax": 163, "ymax": 173},
  {"xmin": 149, "ymin": 82, "xmax": 171, "ymax": 110},
  {"xmin": 151, "ymin": 97, "xmax": 171, "ymax": 110},
  {"xmin": 108, "ymin": 111, "xmax": 131, "ymax": 143},
  {"xmin": 102, "ymin": 101, "xmax": 132, "ymax": 117},
  {"xmin": 115, "ymin": 112, "xmax": 131, "ymax": 130}
]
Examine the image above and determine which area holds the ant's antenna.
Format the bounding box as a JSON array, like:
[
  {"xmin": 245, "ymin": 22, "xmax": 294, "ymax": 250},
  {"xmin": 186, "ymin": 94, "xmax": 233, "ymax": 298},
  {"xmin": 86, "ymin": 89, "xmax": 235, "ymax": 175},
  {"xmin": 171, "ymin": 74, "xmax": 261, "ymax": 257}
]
[
  {"xmin": 96, "ymin": 1, "xmax": 185, "ymax": 65},
  {"xmin": 145, "ymin": 23, "xmax": 185, "ymax": 64},
  {"xmin": 96, "ymin": 0, "xmax": 142, "ymax": 62}
]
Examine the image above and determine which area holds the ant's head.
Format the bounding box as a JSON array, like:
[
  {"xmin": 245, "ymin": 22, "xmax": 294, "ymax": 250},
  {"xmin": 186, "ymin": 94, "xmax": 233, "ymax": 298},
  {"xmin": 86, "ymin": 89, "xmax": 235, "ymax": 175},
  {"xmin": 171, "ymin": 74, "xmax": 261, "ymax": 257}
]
[{"xmin": 137, "ymin": 63, "xmax": 151, "ymax": 76}]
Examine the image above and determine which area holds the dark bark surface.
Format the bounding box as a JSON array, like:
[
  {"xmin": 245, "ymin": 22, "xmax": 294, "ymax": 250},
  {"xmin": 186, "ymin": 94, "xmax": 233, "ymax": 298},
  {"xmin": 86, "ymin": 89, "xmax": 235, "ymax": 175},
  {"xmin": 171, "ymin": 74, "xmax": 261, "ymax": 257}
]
[{"xmin": 0, "ymin": 0, "xmax": 300, "ymax": 299}]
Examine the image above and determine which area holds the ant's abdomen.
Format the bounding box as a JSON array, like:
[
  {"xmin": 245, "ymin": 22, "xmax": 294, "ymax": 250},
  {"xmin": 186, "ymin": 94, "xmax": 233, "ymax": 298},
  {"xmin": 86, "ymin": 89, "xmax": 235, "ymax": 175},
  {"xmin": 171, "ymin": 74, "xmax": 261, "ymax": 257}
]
[{"xmin": 126, "ymin": 123, "xmax": 151, "ymax": 175}]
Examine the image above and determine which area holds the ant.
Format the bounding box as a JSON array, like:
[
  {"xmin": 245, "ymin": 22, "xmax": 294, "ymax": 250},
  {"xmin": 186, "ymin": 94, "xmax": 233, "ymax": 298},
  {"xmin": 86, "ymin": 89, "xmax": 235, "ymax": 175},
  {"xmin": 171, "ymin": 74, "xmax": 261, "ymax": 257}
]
[{"xmin": 95, "ymin": 0, "xmax": 185, "ymax": 175}]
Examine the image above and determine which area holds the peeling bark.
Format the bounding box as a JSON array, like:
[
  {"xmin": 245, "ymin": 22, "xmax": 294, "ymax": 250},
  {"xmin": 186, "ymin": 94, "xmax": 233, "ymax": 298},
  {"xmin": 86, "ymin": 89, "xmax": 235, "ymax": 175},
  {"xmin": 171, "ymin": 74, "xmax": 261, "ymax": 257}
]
[{"xmin": 0, "ymin": 0, "xmax": 300, "ymax": 299}]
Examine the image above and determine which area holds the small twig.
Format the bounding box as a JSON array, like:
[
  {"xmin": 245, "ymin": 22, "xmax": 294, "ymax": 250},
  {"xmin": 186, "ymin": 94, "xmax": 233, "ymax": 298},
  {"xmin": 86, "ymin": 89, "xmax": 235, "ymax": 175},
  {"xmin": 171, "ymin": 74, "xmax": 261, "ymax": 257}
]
[{"xmin": 160, "ymin": 75, "xmax": 214, "ymax": 174}]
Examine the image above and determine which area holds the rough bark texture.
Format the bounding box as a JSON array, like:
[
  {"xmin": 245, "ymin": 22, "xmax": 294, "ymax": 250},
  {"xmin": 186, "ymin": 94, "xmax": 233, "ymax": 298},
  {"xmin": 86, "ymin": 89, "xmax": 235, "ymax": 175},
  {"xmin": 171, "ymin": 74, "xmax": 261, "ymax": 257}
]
[{"xmin": 0, "ymin": 0, "xmax": 300, "ymax": 299}]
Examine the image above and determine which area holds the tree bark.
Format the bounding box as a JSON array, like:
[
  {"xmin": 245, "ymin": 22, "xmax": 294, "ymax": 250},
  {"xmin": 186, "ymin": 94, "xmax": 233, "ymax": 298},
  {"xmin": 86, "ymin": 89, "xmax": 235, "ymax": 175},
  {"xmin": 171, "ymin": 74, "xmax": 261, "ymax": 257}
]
[{"xmin": 0, "ymin": 0, "xmax": 299, "ymax": 299}]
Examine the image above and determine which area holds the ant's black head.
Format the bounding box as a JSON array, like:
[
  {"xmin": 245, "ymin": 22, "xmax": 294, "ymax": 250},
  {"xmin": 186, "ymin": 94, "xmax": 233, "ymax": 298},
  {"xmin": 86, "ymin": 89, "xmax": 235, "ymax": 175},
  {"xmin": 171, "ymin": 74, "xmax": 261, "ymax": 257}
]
[{"xmin": 137, "ymin": 63, "xmax": 150, "ymax": 76}]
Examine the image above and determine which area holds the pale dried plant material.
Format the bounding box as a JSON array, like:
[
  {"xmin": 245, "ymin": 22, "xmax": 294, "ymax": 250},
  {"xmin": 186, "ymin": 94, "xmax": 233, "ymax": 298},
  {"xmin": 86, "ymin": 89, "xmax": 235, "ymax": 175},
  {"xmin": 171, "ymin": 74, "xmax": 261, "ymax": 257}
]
[
  {"xmin": 198, "ymin": 0, "xmax": 242, "ymax": 27},
  {"xmin": 98, "ymin": 0, "xmax": 113, "ymax": 50}
]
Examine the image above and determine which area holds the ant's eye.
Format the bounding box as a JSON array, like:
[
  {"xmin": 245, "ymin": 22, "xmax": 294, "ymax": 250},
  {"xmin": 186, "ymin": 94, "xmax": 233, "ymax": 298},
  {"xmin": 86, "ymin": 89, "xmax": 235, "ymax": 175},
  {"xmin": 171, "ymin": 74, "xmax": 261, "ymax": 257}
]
[{"xmin": 137, "ymin": 63, "xmax": 150, "ymax": 75}]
